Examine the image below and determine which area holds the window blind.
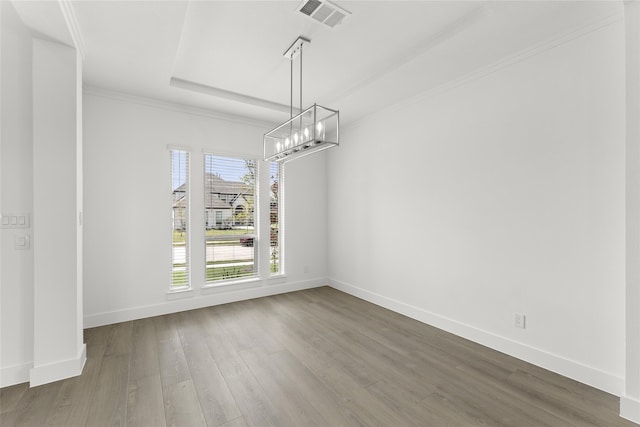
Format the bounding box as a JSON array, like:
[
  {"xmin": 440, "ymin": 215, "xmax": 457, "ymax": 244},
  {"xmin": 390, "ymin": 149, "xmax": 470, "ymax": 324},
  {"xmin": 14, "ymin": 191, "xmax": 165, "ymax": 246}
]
[
  {"xmin": 170, "ymin": 149, "xmax": 190, "ymax": 289},
  {"xmin": 269, "ymin": 161, "xmax": 283, "ymax": 275},
  {"xmin": 204, "ymin": 154, "xmax": 258, "ymax": 283}
]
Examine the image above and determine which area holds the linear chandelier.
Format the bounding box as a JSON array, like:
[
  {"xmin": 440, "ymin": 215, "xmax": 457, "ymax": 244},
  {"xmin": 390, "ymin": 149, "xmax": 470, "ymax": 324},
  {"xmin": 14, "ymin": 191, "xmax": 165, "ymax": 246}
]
[{"xmin": 264, "ymin": 36, "xmax": 339, "ymax": 163}]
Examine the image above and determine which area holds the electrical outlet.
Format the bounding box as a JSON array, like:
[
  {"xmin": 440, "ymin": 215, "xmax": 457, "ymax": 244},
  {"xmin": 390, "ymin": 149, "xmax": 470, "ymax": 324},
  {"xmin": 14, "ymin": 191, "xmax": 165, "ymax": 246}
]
[{"xmin": 514, "ymin": 313, "xmax": 526, "ymax": 329}]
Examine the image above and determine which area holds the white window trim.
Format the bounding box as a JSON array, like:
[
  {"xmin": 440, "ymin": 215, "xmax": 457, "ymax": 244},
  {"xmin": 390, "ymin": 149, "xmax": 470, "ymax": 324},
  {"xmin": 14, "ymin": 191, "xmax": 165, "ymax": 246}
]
[
  {"xmin": 167, "ymin": 288, "xmax": 195, "ymax": 298},
  {"xmin": 169, "ymin": 148, "xmax": 191, "ymax": 291},
  {"xmin": 269, "ymin": 161, "xmax": 285, "ymax": 277},
  {"xmin": 201, "ymin": 277, "xmax": 262, "ymax": 294}
]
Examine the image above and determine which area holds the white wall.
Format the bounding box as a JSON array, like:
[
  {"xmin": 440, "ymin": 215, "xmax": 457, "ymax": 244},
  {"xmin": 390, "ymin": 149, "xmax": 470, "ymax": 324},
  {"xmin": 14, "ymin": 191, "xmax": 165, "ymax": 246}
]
[
  {"xmin": 31, "ymin": 38, "xmax": 85, "ymax": 387},
  {"xmin": 82, "ymin": 92, "xmax": 327, "ymax": 326},
  {"xmin": 623, "ymin": 2, "xmax": 640, "ymax": 423},
  {"xmin": 328, "ymin": 20, "xmax": 626, "ymax": 394},
  {"xmin": 1, "ymin": 1, "xmax": 85, "ymax": 388},
  {"xmin": 0, "ymin": 0, "xmax": 34, "ymax": 387}
]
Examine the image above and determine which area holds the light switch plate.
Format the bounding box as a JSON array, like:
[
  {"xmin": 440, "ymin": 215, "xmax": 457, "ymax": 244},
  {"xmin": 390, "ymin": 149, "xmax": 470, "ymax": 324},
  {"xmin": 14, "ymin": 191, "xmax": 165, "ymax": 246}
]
[
  {"xmin": 15, "ymin": 234, "xmax": 30, "ymax": 250},
  {"xmin": 1, "ymin": 213, "xmax": 30, "ymax": 229}
]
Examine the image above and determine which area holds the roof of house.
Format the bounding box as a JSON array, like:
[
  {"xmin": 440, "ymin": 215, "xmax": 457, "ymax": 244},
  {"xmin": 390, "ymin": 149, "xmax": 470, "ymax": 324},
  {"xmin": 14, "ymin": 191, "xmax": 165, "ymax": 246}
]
[
  {"xmin": 173, "ymin": 173, "xmax": 253, "ymax": 209},
  {"xmin": 205, "ymin": 193, "xmax": 231, "ymax": 209},
  {"xmin": 205, "ymin": 174, "xmax": 248, "ymax": 195}
]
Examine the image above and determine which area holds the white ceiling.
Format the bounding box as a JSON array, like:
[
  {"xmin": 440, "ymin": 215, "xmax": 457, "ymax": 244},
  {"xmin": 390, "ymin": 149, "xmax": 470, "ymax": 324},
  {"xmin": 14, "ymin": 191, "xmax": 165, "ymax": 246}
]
[{"xmin": 16, "ymin": 1, "xmax": 622, "ymax": 125}]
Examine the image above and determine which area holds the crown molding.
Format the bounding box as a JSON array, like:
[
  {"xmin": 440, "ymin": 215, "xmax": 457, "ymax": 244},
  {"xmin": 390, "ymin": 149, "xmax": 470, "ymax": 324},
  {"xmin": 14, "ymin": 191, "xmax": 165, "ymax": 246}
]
[
  {"xmin": 329, "ymin": 5, "xmax": 493, "ymax": 107},
  {"xmin": 58, "ymin": 0, "xmax": 86, "ymax": 60},
  {"xmin": 345, "ymin": 8, "xmax": 624, "ymax": 131},
  {"xmin": 83, "ymin": 85, "xmax": 276, "ymax": 129}
]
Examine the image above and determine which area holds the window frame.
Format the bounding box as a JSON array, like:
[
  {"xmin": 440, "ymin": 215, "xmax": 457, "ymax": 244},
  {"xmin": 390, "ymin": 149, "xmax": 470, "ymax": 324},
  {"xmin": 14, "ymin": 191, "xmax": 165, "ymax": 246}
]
[
  {"xmin": 269, "ymin": 161, "xmax": 284, "ymax": 277},
  {"xmin": 203, "ymin": 152, "xmax": 260, "ymax": 286},
  {"xmin": 169, "ymin": 148, "xmax": 191, "ymax": 291}
]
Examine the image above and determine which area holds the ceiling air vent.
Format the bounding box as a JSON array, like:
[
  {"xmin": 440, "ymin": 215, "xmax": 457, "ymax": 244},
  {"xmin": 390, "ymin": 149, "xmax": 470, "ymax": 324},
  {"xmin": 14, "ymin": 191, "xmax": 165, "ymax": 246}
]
[{"xmin": 297, "ymin": 0, "xmax": 351, "ymax": 29}]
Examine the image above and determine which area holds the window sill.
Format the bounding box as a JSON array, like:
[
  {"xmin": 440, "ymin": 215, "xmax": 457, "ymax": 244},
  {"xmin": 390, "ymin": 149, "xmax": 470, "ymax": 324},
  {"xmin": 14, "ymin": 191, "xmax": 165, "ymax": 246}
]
[
  {"xmin": 166, "ymin": 287, "xmax": 195, "ymax": 300},
  {"xmin": 201, "ymin": 277, "xmax": 261, "ymax": 294},
  {"xmin": 268, "ymin": 274, "xmax": 287, "ymax": 285}
]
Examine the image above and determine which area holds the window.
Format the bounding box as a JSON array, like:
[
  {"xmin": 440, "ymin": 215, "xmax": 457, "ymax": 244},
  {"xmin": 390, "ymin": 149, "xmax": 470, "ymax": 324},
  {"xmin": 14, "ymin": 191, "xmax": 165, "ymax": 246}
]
[
  {"xmin": 270, "ymin": 161, "xmax": 283, "ymax": 275},
  {"xmin": 204, "ymin": 154, "xmax": 258, "ymax": 283},
  {"xmin": 171, "ymin": 149, "xmax": 190, "ymax": 289}
]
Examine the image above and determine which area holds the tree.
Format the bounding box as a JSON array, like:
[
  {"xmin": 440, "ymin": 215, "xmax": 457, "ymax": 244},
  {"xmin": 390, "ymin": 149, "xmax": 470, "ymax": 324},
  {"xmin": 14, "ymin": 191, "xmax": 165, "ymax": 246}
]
[{"xmin": 233, "ymin": 159, "xmax": 256, "ymax": 230}]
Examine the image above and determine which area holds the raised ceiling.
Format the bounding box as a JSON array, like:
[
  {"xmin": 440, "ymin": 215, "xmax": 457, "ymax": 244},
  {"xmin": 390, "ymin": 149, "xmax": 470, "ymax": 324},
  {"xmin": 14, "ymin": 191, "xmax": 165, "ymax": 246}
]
[{"xmin": 16, "ymin": 1, "xmax": 623, "ymax": 125}]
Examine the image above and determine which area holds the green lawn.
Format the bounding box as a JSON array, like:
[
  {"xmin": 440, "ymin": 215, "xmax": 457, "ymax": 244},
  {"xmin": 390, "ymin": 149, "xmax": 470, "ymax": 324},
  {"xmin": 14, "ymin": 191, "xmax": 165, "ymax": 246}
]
[
  {"xmin": 171, "ymin": 270, "xmax": 188, "ymax": 287},
  {"xmin": 171, "ymin": 261, "xmax": 279, "ymax": 288},
  {"xmin": 206, "ymin": 265, "xmax": 255, "ymax": 281},
  {"xmin": 170, "ymin": 231, "xmax": 280, "ymax": 287}
]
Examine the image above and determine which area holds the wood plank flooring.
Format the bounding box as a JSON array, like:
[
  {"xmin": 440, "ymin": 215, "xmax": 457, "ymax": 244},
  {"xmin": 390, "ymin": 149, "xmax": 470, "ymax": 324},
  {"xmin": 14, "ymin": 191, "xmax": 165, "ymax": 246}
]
[{"xmin": 0, "ymin": 286, "xmax": 636, "ymax": 426}]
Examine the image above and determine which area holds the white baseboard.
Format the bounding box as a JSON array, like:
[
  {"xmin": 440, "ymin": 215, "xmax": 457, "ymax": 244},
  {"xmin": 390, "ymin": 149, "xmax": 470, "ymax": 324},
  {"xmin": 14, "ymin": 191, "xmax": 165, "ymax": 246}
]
[
  {"xmin": 0, "ymin": 362, "xmax": 32, "ymax": 388},
  {"xmin": 29, "ymin": 344, "xmax": 86, "ymax": 387},
  {"xmin": 328, "ymin": 278, "xmax": 624, "ymax": 397},
  {"xmin": 621, "ymin": 396, "xmax": 640, "ymax": 424},
  {"xmin": 84, "ymin": 278, "xmax": 327, "ymax": 328}
]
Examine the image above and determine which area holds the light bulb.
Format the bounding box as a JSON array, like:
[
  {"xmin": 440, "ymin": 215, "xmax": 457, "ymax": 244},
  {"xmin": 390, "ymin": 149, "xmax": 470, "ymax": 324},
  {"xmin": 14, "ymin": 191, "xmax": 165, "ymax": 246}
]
[
  {"xmin": 276, "ymin": 141, "xmax": 281, "ymax": 152},
  {"xmin": 304, "ymin": 127, "xmax": 310, "ymax": 140},
  {"xmin": 294, "ymin": 132, "xmax": 299, "ymax": 144},
  {"xmin": 285, "ymin": 137, "xmax": 290, "ymax": 148}
]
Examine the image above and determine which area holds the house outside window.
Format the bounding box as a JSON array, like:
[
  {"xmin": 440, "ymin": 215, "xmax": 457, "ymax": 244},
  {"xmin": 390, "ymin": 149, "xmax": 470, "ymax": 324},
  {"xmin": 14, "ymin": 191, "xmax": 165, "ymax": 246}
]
[{"xmin": 204, "ymin": 154, "xmax": 257, "ymax": 283}]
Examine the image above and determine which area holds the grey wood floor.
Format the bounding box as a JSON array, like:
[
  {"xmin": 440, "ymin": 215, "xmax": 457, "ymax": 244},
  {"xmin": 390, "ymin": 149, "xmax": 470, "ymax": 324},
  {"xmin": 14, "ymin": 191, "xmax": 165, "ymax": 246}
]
[{"xmin": 0, "ymin": 286, "xmax": 636, "ymax": 427}]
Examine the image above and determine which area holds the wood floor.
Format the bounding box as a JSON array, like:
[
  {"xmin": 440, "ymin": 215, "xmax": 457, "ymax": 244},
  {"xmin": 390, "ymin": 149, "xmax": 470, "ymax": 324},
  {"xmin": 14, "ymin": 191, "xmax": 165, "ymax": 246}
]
[{"xmin": 0, "ymin": 287, "xmax": 636, "ymax": 427}]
